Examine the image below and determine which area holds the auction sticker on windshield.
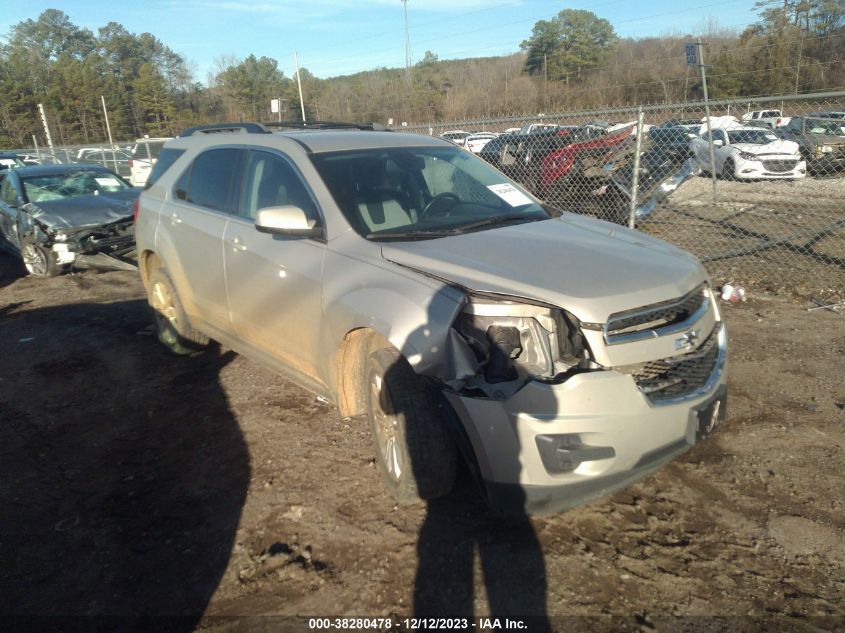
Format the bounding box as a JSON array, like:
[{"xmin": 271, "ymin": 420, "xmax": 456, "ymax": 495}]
[
  {"xmin": 487, "ymin": 183, "xmax": 532, "ymax": 207},
  {"xmin": 95, "ymin": 177, "xmax": 122, "ymax": 187}
]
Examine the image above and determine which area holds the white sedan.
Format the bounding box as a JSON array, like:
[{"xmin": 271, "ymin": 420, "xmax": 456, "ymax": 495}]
[
  {"xmin": 464, "ymin": 133, "xmax": 498, "ymax": 154},
  {"xmin": 691, "ymin": 127, "xmax": 806, "ymax": 180}
]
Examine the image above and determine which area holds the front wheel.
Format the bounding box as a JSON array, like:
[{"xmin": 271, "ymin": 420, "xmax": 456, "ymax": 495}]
[
  {"xmin": 721, "ymin": 158, "xmax": 735, "ymax": 180},
  {"xmin": 20, "ymin": 237, "xmax": 61, "ymax": 277},
  {"xmin": 147, "ymin": 267, "xmax": 209, "ymax": 355},
  {"xmin": 366, "ymin": 346, "xmax": 456, "ymax": 503}
]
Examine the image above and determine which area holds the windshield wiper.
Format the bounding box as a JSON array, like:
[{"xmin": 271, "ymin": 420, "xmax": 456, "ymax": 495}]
[
  {"xmin": 366, "ymin": 229, "xmax": 457, "ymax": 241},
  {"xmin": 366, "ymin": 213, "xmax": 547, "ymax": 241},
  {"xmin": 449, "ymin": 213, "xmax": 547, "ymax": 233}
]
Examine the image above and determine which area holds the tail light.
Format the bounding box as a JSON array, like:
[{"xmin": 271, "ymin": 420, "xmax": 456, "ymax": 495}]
[
  {"xmin": 133, "ymin": 198, "xmax": 140, "ymax": 223},
  {"xmin": 128, "ymin": 159, "xmax": 134, "ymax": 168}
]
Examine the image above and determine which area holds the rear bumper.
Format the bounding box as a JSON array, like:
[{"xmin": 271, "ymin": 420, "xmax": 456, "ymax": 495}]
[{"xmin": 444, "ymin": 326, "xmax": 728, "ymax": 515}]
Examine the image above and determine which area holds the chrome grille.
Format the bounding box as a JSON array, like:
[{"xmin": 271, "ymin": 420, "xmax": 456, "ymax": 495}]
[
  {"xmin": 628, "ymin": 325, "xmax": 722, "ymax": 402},
  {"xmin": 762, "ymin": 159, "xmax": 797, "ymax": 172},
  {"xmin": 605, "ymin": 284, "xmax": 708, "ymax": 344}
]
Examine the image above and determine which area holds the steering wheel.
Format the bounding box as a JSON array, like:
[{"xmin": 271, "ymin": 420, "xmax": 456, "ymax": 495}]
[{"xmin": 420, "ymin": 192, "xmax": 460, "ymax": 220}]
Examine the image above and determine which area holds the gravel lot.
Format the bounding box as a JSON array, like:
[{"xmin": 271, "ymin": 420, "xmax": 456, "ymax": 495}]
[
  {"xmin": 0, "ymin": 253, "xmax": 843, "ymax": 632},
  {"xmin": 644, "ymin": 174, "xmax": 845, "ymax": 302}
]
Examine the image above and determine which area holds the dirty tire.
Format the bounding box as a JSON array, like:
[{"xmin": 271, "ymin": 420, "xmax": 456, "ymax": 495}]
[
  {"xmin": 366, "ymin": 346, "xmax": 456, "ymax": 504},
  {"xmin": 20, "ymin": 237, "xmax": 60, "ymax": 278},
  {"xmin": 147, "ymin": 267, "xmax": 209, "ymax": 355},
  {"xmin": 721, "ymin": 159, "xmax": 735, "ymax": 180}
]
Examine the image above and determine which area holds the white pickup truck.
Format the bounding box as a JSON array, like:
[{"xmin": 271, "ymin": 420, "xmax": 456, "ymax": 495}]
[{"xmin": 741, "ymin": 110, "xmax": 790, "ymax": 129}]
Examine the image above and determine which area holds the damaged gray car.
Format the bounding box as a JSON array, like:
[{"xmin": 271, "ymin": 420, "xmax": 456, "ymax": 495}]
[
  {"xmin": 136, "ymin": 123, "xmax": 727, "ymax": 515},
  {"xmin": 0, "ymin": 164, "xmax": 138, "ymax": 277}
]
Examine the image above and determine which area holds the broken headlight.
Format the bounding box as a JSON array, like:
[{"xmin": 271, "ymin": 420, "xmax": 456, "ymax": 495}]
[{"xmin": 454, "ymin": 296, "xmax": 589, "ymax": 399}]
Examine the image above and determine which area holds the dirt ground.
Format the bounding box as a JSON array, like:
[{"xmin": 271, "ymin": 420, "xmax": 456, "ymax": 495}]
[{"xmin": 0, "ymin": 252, "xmax": 843, "ymax": 632}]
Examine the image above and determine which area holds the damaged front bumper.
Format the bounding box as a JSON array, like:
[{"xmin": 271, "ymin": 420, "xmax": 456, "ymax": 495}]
[
  {"xmin": 47, "ymin": 218, "xmax": 136, "ymax": 270},
  {"xmin": 443, "ymin": 323, "xmax": 727, "ymax": 515}
]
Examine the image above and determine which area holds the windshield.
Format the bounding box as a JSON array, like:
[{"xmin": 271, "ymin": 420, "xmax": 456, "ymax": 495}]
[
  {"xmin": 727, "ymin": 130, "xmax": 777, "ymax": 144},
  {"xmin": 805, "ymin": 119, "xmax": 843, "ymax": 135},
  {"xmin": 311, "ymin": 146, "xmax": 550, "ymax": 240},
  {"xmin": 21, "ymin": 170, "xmax": 130, "ymax": 203},
  {"xmin": 0, "ymin": 156, "xmax": 25, "ymax": 172}
]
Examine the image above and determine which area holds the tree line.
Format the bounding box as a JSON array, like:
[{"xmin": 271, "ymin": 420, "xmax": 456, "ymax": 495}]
[{"xmin": 0, "ymin": 3, "xmax": 842, "ymax": 148}]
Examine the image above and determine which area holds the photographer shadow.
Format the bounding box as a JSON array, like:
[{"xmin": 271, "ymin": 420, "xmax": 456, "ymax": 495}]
[
  {"xmin": 0, "ymin": 299, "xmax": 250, "ymax": 628},
  {"xmin": 377, "ymin": 303, "xmax": 553, "ymax": 629}
]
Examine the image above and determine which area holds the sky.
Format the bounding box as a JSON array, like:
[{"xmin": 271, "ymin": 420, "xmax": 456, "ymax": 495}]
[{"xmin": 0, "ymin": 0, "xmax": 763, "ymax": 82}]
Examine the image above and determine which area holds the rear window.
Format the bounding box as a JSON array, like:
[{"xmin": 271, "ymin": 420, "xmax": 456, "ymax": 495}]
[
  {"xmin": 145, "ymin": 148, "xmax": 184, "ymax": 190},
  {"xmin": 181, "ymin": 148, "xmax": 243, "ymax": 213}
]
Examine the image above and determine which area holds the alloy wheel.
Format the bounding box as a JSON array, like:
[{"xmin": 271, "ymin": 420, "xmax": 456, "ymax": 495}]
[
  {"xmin": 370, "ymin": 375, "xmax": 403, "ymax": 482},
  {"xmin": 21, "ymin": 244, "xmax": 47, "ymax": 276}
]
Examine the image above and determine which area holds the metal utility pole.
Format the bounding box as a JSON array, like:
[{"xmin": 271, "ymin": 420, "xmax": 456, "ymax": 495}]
[
  {"xmin": 402, "ymin": 0, "xmax": 412, "ymax": 82},
  {"xmin": 294, "ymin": 52, "xmax": 306, "ymax": 123},
  {"xmin": 100, "ymin": 95, "xmax": 118, "ymax": 174},
  {"xmin": 689, "ymin": 41, "xmax": 718, "ymax": 203},
  {"xmin": 628, "ymin": 107, "xmax": 645, "ymax": 229},
  {"xmin": 37, "ymin": 103, "xmax": 54, "ymax": 151}
]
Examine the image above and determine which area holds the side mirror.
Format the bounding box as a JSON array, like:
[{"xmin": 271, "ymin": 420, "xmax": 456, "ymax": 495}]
[
  {"xmin": 712, "ymin": 139, "xmax": 724, "ymax": 147},
  {"xmin": 255, "ymin": 205, "xmax": 321, "ymax": 238}
]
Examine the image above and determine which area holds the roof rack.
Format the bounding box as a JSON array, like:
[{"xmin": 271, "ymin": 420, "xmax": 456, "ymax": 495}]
[
  {"xmin": 262, "ymin": 121, "xmax": 391, "ymax": 132},
  {"xmin": 177, "ymin": 123, "xmax": 270, "ymax": 137}
]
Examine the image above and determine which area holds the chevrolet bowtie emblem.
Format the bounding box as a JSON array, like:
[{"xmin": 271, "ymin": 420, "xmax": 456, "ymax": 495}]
[{"xmin": 675, "ymin": 329, "xmax": 701, "ymax": 351}]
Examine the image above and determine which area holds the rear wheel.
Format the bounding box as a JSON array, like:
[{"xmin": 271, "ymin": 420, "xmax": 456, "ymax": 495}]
[
  {"xmin": 20, "ymin": 237, "xmax": 61, "ymax": 277},
  {"xmin": 366, "ymin": 345, "xmax": 456, "ymax": 503},
  {"xmin": 147, "ymin": 267, "xmax": 209, "ymax": 355}
]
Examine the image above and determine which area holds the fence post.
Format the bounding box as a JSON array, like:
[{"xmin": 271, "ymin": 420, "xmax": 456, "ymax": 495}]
[{"xmin": 628, "ymin": 107, "xmax": 645, "ymax": 230}]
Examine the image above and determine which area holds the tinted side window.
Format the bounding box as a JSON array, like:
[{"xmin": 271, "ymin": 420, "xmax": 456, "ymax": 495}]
[
  {"xmin": 185, "ymin": 148, "xmax": 243, "ymax": 213},
  {"xmin": 145, "ymin": 148, "xmax": 185, "ymax": 190},
  {"xmin": 0, "ymin": 178, "xmax": 16, "ymax": 204},
  {"xmin": 241, "ymin": 150, "xmax": 318, "ymax": 221}
]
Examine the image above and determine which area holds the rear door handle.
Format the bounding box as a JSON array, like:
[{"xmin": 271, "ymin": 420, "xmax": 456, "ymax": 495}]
[{"xmin": 228, "ymin": 236, "xmax": 247, "ymax": 252}]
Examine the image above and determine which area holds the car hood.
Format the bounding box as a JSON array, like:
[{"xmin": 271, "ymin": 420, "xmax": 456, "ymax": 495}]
[
  {"xmin": 732, "ymin": 140, "xmax": 799, "ymax": 155},
  {"xmin": 26, "ymin": 189, "xmax": 139, "ymax": 230},
  {"xmin": 381, "ymin": 215, "xmax": 707, "ymax": 324},
  {"xmin": 801, "ymin": 133, "xmax": 845, "ymax": 145}
]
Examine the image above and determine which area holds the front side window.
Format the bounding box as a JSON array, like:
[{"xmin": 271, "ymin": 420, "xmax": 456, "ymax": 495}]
[
  {"xmin": 240, "ymin": 151, "xmax": 318, "ymax": 220},
  {"xmin": 183, "ymin": 148, "xmax": 243, "ymax": 213},
  {"xmin": 311, "ymin": 146, "xmax": 550, "ymax": 240},
  {"xmin": 0, "ymin": 178, "xmax": 18, "ymax": 204}
]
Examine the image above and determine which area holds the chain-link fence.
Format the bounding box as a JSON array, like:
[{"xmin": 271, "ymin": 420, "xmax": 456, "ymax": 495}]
[
  {"xmin": 398, "ymin": 91, "xmax": 845, "ymax": 302},
  {"xmin": 10, "ymin": 93, "xmax": 844, "ymax": 300},
  {"xmin": 11, "ymin": 138, "xmax": 170, "ymax": 186}
]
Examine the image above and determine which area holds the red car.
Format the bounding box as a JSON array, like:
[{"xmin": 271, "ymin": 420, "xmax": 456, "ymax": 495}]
[{"xmin": 539, "ymin": 124, "xmax": 636, "ymax": 198}]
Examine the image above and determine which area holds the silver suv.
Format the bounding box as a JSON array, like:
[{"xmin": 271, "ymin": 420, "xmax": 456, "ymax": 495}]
[{"xmin": 135, "ymin": 122, "xmax": 727, "ymax": 515}]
